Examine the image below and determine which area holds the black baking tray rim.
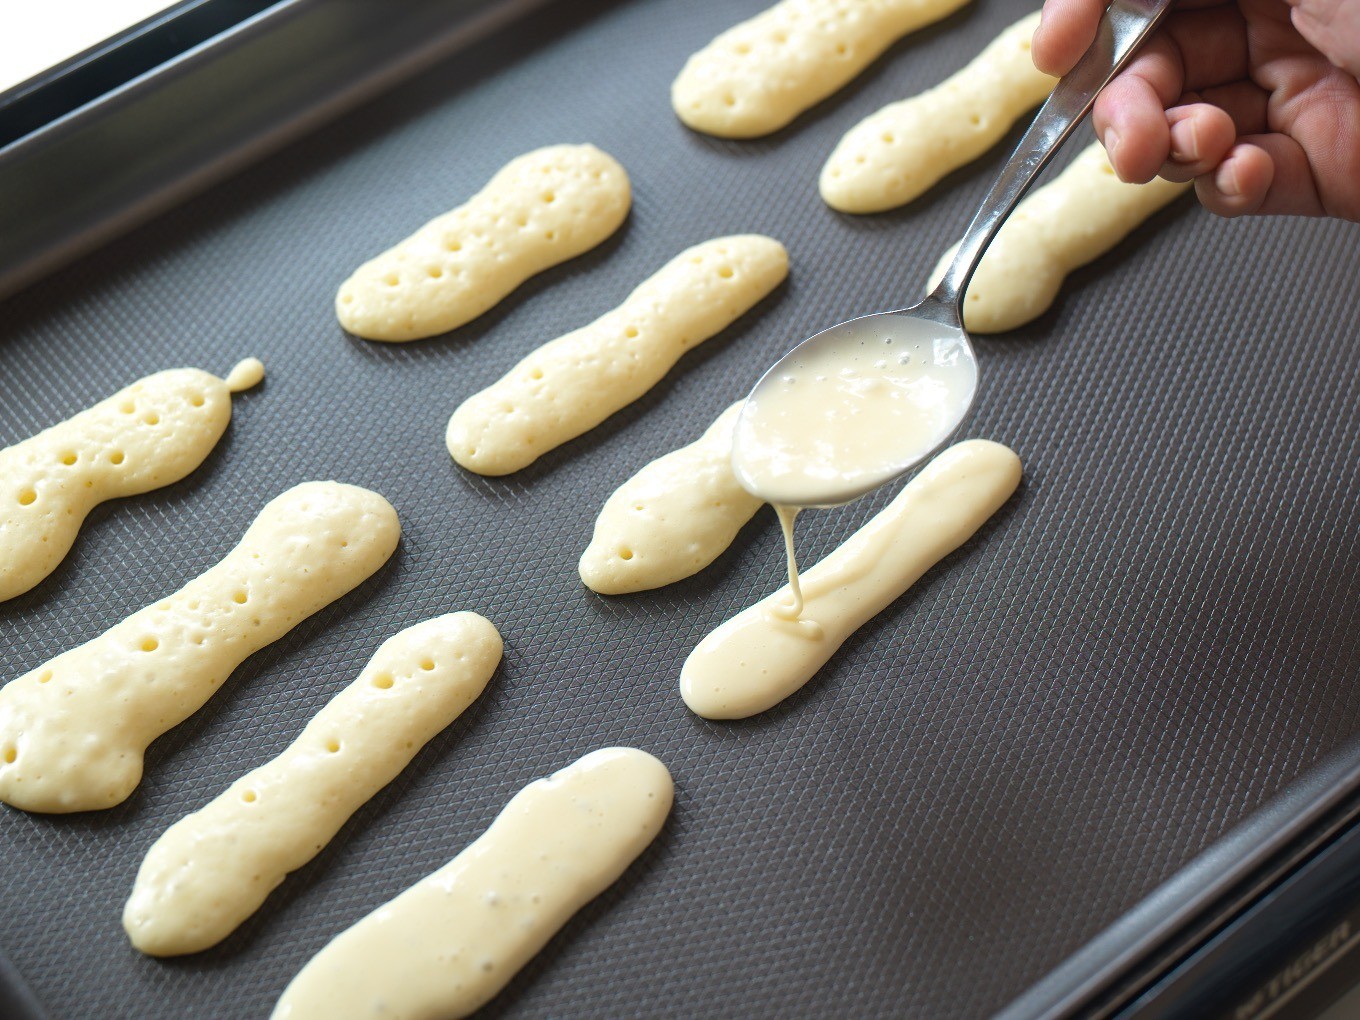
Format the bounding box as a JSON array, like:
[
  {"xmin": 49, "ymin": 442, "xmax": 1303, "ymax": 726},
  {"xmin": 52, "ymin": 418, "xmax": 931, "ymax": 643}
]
[{"xmin": 1001, "ymin": 732, "xmax": 1360, "ymax": 1017}]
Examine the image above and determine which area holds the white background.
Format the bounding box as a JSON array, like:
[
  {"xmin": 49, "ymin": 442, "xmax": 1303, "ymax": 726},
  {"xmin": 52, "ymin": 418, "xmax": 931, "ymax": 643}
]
[{"xmin": 0, "ymin": 0, "xmax": 183, "ymax": 94}]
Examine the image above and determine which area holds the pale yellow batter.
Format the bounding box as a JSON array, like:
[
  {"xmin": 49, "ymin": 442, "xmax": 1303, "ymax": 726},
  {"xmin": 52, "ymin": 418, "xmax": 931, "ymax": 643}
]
[
  {"xmin": 579, "ymin": 402, "xmax": 764, "ymax": 594},
  {"xmin": 123, "ymin": 612, "xmax": 502, "ymax": 956},
  {"xmin": 0, "ymin": 481, "xmax": 400, "ymax": 813},
  {"xmin": 447, "ymin": 235, "xmax": 788, "ymax": 476},
  {"xmin": 682, "ymin": 439, "xmax": 1021, "ymax": 718},
  {"xmin": 929, "ymin": 142, "xmax": 1189, "ymax": 332},
  {"xmin": 673, "ymin": 0, "xmax": 974, "ymax": 138},
  {"xmin": 0, "ymin": 360, "xmax": 263, "ymax": 604},
  {"xmin": 770, "ymin": 505, "xmax": 806, "ymax": 619},
  {"xmin": 337, "ymin": 145, "xmax": 631, "ymax": 342},
  {"xmin": 820, "ymin": 13, "xmax": 1055, "ymax": 213},
  {"xmin": 731, "ymin": 315, "xmax": 977, "ymax": 507},
  {"xmin": 272, "ymin": 747, "xmax": 673, "ymax": 1020}
]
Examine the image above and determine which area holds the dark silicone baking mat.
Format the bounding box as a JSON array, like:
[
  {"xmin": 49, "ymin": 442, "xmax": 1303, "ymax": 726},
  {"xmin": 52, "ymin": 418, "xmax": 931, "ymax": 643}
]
[{"xmin": 2, "ymin": 0, "xmax": 1359, "ymax": 1017}]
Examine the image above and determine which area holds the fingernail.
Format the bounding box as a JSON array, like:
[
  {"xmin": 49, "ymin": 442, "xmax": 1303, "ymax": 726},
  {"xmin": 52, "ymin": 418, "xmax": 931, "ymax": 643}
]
[
  {"xmin": 1216, "ymin": 159, "xmax": 1241, "ymax": 197},
  {"xmin": 1170, "ymin": 119, "xmax": 1200, "ymax": 163},
  {"xmin": 1103, "ymin": 128, "xmax": 1121, "ymax": 161}
]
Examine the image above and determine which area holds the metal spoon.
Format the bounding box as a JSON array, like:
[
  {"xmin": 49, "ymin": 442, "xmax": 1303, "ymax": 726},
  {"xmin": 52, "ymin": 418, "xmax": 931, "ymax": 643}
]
[{"xmin": 731, "ymin": 0, "xmax": 1173, "ymax": 508}]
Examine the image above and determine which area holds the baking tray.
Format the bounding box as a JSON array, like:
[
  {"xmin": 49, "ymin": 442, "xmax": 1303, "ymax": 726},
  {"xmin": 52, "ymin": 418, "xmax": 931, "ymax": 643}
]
[
  {"xmin": 0, "ymin": 0, "xmax": 274, "ymax": 146},
  {"xmin": 2, "ymin": 0, "xmax": 1360, "ymax": 1017},
  {"xmin": 0, "ymin": 0, "xmax": 556, "ymax": 301}
]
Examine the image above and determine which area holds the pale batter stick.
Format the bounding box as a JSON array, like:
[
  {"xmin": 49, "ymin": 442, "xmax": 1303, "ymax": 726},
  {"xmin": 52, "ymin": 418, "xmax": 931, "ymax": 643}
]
[
  {"xmin": 928, "ymin": 142, "xmax": 1189, "ymax": 332},
  {"xmin": 337, "ymin": 145, "xmax": 631, "ymax": 342},
  {"xmin": 682, "ymin": 439, "xmax": 1021, "ymax": 719},
  {"xmin": 673, "ymin": 0, "xmax": 974, "ymax": 138},
  {"xmin": 0, "ymin": 359, "xmax": 263, "ymax": 603},
  {"xmin": 820, "ymin": 13, "xmax": 1055, "ymax": 213},
  {"xmin": 579, "ymin": 402, "xmax": 764, "ymax": 594},
  {"xmin": 446, "ymin": 235, "xmax": 788, "ymax": 476},
  {"xmin": 272, "ymin": 747, "xmax": 673, "ymax": 1020},
  {"xmin": 0, "ymin": 481, "xmax": 400, "ymax": 813},
  {"xmin": 123, "ymin": 612, "xmax": 502, "ymax": 956}
]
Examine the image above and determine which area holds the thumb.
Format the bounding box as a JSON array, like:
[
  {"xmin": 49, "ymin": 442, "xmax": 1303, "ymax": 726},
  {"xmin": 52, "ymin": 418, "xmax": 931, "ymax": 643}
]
[{"xmin": 1286, "ymin": 0, "xmax": 1360, "ymax": 76}]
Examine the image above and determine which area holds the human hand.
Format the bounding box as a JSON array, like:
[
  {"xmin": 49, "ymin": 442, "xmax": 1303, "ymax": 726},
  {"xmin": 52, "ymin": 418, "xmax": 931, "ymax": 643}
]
[{"xmin": 1031, "ymin": 0, "xmax": 1360, "ymax": 219}]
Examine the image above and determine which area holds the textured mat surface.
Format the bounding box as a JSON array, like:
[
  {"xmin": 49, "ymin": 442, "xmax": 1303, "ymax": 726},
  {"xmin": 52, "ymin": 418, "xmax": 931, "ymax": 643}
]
[{"xmin": 2, "ymin": 0, "xmax": 1359, "ymax": 1017}]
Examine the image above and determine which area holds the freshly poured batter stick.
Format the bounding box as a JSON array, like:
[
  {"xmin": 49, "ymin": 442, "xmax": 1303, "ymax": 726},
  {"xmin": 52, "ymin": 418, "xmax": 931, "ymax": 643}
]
[
  {"xmin": 579, "ymin": 402, "xmax": 764, "ymax": 594},
  {"xmin": 0, "ymin": 359, "xmax": 264, "ymax": 604},
  {"xmin": 447, "ymin": 235, "xmax": 788, "ymax": 476},
  {"xmin": 123, "ymin": 613, "xmax": 502, "ymax": 957},
  {"xmin": 681, "ymin": 440, "xmax": 1021, "ymax": 719},
  {"xmin": 672, "ymin": 0, "xmax": 974, "ymax": 138},
  {"xmin": 272, "ymin": 747, "xmax": 673, "ymax": 1020},
  {"xmin": 337, "ymin": 145, "xmax": 631, "ymax": 342},
  {"xmin": 928, "ymin": 142, "xmax": 1189, "ymax": 332},
  {"xmin": 0, "ymin": 481, "xmax": 400, "ymax": 813},
  {"xmin": 820, "ymin": 13, "xmax": 1056, "ymax": 213}
]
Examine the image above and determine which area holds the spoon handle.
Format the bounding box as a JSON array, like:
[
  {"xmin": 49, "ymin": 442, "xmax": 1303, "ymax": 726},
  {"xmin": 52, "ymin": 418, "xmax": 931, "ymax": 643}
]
[{"xmin": 925, "ymin": 0, "xmax": 1173, "ymax": 317}]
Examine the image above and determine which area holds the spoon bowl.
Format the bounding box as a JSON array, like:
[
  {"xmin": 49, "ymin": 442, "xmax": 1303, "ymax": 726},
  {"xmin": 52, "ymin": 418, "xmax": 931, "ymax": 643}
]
[
  {"xmin": 732, "ymin": 0, "xmax": 1172, "ymax": 509},
  {"xmin": 731, "ymin": 304, "xmax": 976, "ymax": 507}
]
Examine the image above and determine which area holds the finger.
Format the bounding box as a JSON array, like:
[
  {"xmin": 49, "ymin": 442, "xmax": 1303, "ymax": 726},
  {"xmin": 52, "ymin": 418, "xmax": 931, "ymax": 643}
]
[
  {"xmin": 1159, "ymin": 5, "xmax": 1251, "ymax": 91},
  {"xmin": 1097, "ymin": 34, "xmax": 1187, "ymax": 113},
  {"xmin": 1092, "ymin": 46, "xmax": 1183, "ymax": 182},
  {"xmin": 1194, "ymin": 143, "xmax": 1275, "ymax": 216},
  {"xmin": 1194, "ymin": 136, "xmax": 1330, "ymax": 217},
  {"xmin": 1032, "ymin": 0, "xmax": 1104, "ymax": 76},
  {"xmin": 1197, "ymin": 80, "xmax": 1271, "ymax": 136},
  {"xmin": 1158, "ymin": 103, "xmax": 1237, "ymax": 182}
]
